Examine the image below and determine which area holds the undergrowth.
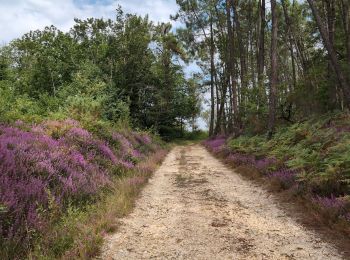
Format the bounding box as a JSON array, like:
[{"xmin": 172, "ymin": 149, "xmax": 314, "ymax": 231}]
[
  {"xmin": 0, "ymin": 118, "xmax": 168, "ymax": 259},
  {"xmin": 204, "ymin": 112, "xmax": 350, "ymax": 234},
  {"xmin": 29, "ymin": 150, "xmax": 167, "ymax": 259}
]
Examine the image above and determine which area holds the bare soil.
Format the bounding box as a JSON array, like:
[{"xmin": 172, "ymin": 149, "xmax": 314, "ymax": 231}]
[{"xmin": 102, "ymin": 145, "xmax": 347, "ymax": 259}]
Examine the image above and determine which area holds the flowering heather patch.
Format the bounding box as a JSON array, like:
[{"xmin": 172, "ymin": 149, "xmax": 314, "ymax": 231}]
[
  {"xmin": 62, "ymin": 126, "xmax": 120, "ymax": 166},
  {"xmin": 204, "ymin": 136, "xmax": 277, "ymax": 172},
  {"xmin": 226, "ymin": 153, "xmax": 256, "ymax": 167},
  {"xmin": 118, "ymin": 160, "xmax": 135, "ymax": 169},
  {"xmin": 268, "ymin": 168, "xmax": 299, "ymax": 187},
  {"xmin": 0, "ymin": 125, "xmax": 110, "ymax": 241},
  {"xmin": 111, "ymin": 132, "xmax": 141, "ymax": 162},
  {"xmin": 255, "ymin": 157, "xmax": 277, "ymax": 171},
  {"xmin": 203, "ymin": 136, "xmax": 227, "ymax": 153},
  {"xmin": 312, "ymin": 196, "xmax": 350, "ymax": 222},
  {"xmin": 112, "ymin": 131, "xmax": 157, "ymax": 164},
  {"xmin": 312, "ymin": 195, "xmax": 346, "ymax": 214},
  {"xmin": 225, "ymin": 153, "xmax": 277, "ymax": 173},
  {"xmin": 112, "ymin": 132, "xmax": 133, "ymax": 156},
  {"xmin": 0, "ymin": 120, "xmax": 160, "ymax": 248},
  {"xmin": 134, "ymin": 133, "xmax": 152, "ymax": 145},
  {"xmin": 132, "ymin": 149, "xmax": 143, "ymax": 158}
]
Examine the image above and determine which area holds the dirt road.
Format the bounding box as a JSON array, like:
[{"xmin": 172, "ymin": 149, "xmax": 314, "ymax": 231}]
[{"xmin": 102, "ymin": 145, "xmax": 345, "ymax": 259}]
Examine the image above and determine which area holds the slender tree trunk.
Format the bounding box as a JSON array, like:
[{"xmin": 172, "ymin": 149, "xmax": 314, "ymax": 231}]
[
  {"xmin": 290, "ymin": 46, "xmax": 296, "ymax": 91},
  {"xmin": 215, "ymin": 70, "xmax": 228, "ymax": 135},
  {"xmin": 216, "ymin": 72, "xmax": 221, "ymax": 125},
  {"xmin": 214, "ymin": 70, "xmax": 222, "ymax": 135},
  {"xmin": 268, "ymin": 0, "xmax": 278, "ymax": 139},
  {"xmin": 341, "ymin": 0, "xmax": 350, "ymax": 67},
  {"xmin": 285, "ymin": 0, "xmax": 308, "ymax": 74},
  {"xmin": 225, "ymin": 0, "xmax": 238, "ymax": 133},
  {"xmin": 247, "ymin": 0, "xmax": 256, "ymax": 90},
  {"xmin": 228, "ymin": 76, "xmax": 234, "ymax": 133},
  {"xmin": 232, "ymin": 0, "xmax": 247, "ymax": 113},
  {"xmin": 325, "ymin": 0, "xmax": 335, "ymax": 48},
  {"xmin": 307, "ymin": 0, "xmax": 350, "ymax": 107},
  {"xmin": 325, "ymin": 0, "xmax": 337, "ymax": 108},
  {"xmin": 257, "ymin": 0, "xmax": 266, "ymax": 90},
  {"xmin": 209, "ymin": 13, "xmax": 215, "ymax": 137},
  {"xmin": 281, "ymin": 0, "xmax": 296, "ymax": 90}
]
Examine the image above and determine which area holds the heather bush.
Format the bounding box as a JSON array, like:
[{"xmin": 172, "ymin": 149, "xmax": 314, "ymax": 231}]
[
  {"xmin": 204, "ymin": 136, "xmax": 277, "ymax": 173},
  {"xmin": 0, "ymin": 119, "xmax": 164, "ymax": 257},
  {"xmin": 0, "ymin": 124, "xmax": 109, "ymax": 242},
  {"xmin": 268, "ymin": 168, "xmax": 299, "ymax": 188},
  {"xmin": 30, "ymin": 145, "xmax": 168, "ymax": 259},
  {"xmin": 312, "ymin": 195, "xmax": 350, "ymax": 222},
  {"xmin": 203, "ymin": 136, "xmax": 226, "ymax": 154}
]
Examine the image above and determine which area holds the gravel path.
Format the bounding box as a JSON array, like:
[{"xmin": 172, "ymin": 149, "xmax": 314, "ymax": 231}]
[{"xmin": 102, "ymin": 144, "xmax": 344, "ymax": 260}]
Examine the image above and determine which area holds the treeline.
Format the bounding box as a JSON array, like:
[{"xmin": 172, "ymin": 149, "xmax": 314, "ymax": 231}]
[
  {"xmin": 174, "ymin": 0, "xmax": 350, "ymax": 136},
  {"xmin": 0, "ymin": 7, "xmax": 200, "ymax": 137}
]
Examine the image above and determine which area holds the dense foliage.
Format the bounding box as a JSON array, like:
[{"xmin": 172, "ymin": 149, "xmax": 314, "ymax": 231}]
[
  {"xmin": 0, "ymin": 7, "xmax": 201, "ymax": 136},
  {"xmin": 174, "ymin": 0, "xmax": 350, "ymax": 136}
]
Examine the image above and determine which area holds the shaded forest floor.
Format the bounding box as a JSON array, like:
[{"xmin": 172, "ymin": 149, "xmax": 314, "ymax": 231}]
[{"xmin": 102, "ymin": 144, "xmax": 348, "ymax": 259}]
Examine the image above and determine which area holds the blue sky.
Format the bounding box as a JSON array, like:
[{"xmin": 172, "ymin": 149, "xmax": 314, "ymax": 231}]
[{"xmin": 0, "ymin": 0, "xmax": 180, "ymax": 43}]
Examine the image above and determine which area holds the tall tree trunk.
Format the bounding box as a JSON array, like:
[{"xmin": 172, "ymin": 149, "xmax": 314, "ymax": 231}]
[
  {"xmin": 209, "ymin": 13, "xmax": 215, "ymax": 137},
  {"xmin": 281, "ymin": 0, "xmax": 296, "ymax": 90},
  {"xmin": 248, "ymin": 0, "xmax": 256, "ymax": 90},
  {"xmin": 325, "ymin": 0, "xmax": 337, "ymax": 108},
  {"xmin": 225, "ymin": 0, "xmax": 238, "ymax": 133},
  {"xmin": 257, "ymin": 0, "xmax": 266, "ymax": 90},
  {"xmin": 285, "ymin": 0, "xmax": 308, "ymax": 74},
  {"xmin": 216, "ymin": 72, "xmax": 221, "ymax": 126},
  {"xmin": 325, "ymin": 0, "xmax": 335, "ymax": 48},
  {"xmin": 228, "ymin": 76, "xmax": 234, "ymax": 133},
  {"xmin": 215, "ymin": 70, "xmax": 228, "ymax": 135},
  {"xmin": 232, "ymin": 0, "xmax": 247, "ymax": 115},
  {"xmin": 307, "ymin": 0, "xmax": 350, "ymax": 107},
  {"xmin": 268, "ymin": 0, "xmax": 278, "ymax": 139},
  {"xmin": 341, "ymin": 0, "xmax": 350, "ymax": 67}
]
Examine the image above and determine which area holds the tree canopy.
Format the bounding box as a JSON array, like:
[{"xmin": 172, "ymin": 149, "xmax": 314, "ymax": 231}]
[
  {"xmin": 174, "ymin": 0, "xmax": 350, "ymax": 137},
  {"xmin": 0, "ymin": 7, "xmax": 202, "ymax": 138}
]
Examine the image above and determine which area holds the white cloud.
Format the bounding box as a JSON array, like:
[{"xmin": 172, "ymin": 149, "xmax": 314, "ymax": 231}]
[{"xmin": 0, "ymin": 0, "xmax": 179, "ymax": 44}]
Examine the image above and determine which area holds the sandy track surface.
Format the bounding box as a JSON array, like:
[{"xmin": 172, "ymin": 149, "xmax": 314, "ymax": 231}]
[{"xmin": 102, "ymin": 145, "xmax": 344, "ymax": 259}]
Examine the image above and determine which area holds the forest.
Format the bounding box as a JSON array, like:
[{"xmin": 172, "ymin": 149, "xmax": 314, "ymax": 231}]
[
  {"xmin": 175, "ymin": 0, "xmax": 350, "ymax": 136},
  {"xmin": 1, "ymin": 0, "xmax": 350, "ymax": 259}
]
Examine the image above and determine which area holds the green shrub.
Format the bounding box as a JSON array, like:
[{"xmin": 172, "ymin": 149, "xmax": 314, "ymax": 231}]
[{"xmin": 228, "ymin": 112, "xmax": 350, "ymax": 197}]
